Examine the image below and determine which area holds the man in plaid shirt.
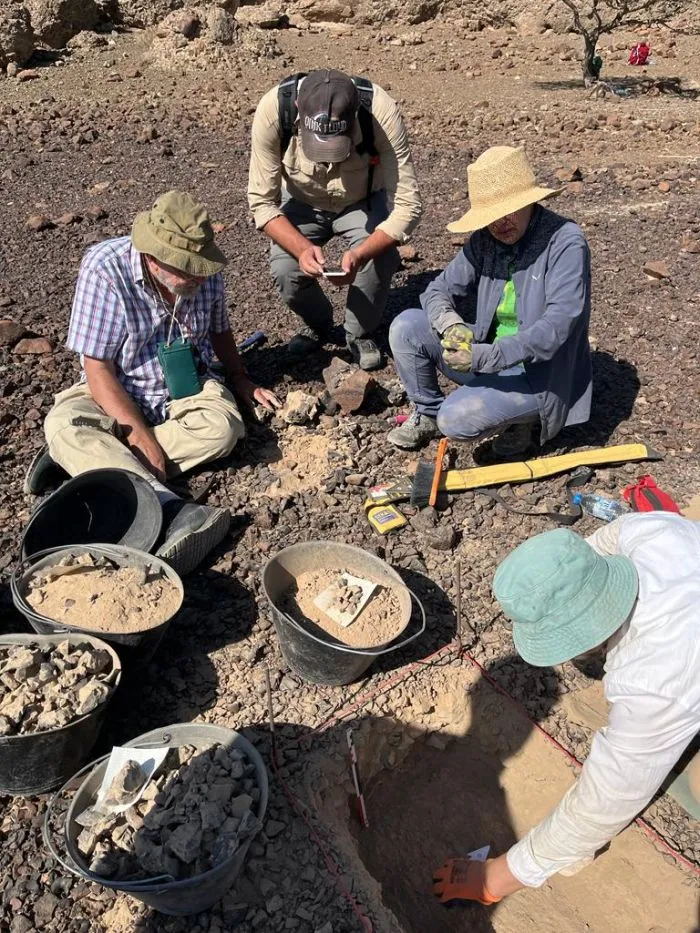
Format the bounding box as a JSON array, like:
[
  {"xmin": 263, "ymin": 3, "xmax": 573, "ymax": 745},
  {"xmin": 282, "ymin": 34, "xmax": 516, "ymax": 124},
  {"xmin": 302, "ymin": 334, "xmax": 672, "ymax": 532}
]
[{"xmin": 33, "ymin": 191, "xmax": 280, "ymax": 575}]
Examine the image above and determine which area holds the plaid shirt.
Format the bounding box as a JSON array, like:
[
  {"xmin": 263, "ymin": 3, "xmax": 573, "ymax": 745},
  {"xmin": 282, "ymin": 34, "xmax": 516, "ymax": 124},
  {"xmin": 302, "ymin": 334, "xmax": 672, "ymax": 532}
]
[{"xmin": 66, "ymin": 237, "xmax": 230, "ymax": 424}]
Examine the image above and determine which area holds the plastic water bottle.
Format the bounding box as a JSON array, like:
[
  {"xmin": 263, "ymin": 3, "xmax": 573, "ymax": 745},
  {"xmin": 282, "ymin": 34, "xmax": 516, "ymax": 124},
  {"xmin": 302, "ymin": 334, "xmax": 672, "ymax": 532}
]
[{"xmin": 572, "ymin": 492, "xmax": 629, "ymax": 522}]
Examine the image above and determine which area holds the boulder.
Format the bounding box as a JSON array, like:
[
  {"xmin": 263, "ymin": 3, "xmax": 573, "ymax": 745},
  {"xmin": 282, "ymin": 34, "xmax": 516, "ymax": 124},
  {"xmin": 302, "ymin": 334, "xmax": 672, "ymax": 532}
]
[
  {"xmin": 25, "ymin": 0, "xmax": 106, "ymax": 49},
  {"xmin": 516, "ymin": 11, "xmax": 546, "ymax": 37},
  {"xmin": 206, "ymin": 5, "xmax": 237, "ymax": 43},
  {"xmin": 115, "ymin": 0, "xmax": 237, "ymax": 28},
  {"xmin": 0, "ymin": 2, "xmax": 35, "ymax": 69},
  {"xmin": 235, "ymin": 1, "xmax": 286, "ymax": 28},
  {"xmin": 115, "ymin": 0, "xmax": 184, "ymax": 28},
  {"xmin": 293, "ymin": 0, "xmax": 352, "ymax": 23}
]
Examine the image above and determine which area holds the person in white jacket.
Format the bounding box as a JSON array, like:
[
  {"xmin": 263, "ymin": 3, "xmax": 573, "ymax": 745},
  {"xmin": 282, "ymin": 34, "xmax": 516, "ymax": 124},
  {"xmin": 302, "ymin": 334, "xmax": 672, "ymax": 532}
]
[{"xmin": 432, "ymin": 512, "xmax": 700, "ymax": 906}]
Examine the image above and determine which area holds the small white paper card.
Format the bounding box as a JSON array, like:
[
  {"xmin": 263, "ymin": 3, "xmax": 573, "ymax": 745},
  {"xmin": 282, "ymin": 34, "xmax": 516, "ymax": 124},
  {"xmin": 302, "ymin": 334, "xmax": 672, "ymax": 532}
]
[
  {"xmin": 313, "ymin": 571, "xmax": 378, "ymax": 627},
  {"xmin": 94, "ymin": 745, "xmax": 170, "ymax": 816}
]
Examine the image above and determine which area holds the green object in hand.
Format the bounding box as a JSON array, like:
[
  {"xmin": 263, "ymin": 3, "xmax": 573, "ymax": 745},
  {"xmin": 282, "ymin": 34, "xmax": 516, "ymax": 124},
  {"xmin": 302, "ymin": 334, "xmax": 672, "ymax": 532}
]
[
  {"xmin": 442, "ymin": 344, "xmax": 473, "ymax": 373},
  {"xmin": 441, "ymin": 323, "xmax": 474, "ymax": 351},
  {"xmin": 441, "ymin": 323, "xmax": 474, "ymax": 372},
  {"xmin": 158, "ymin": 338, "xmax": 202, "ymax": 400}
]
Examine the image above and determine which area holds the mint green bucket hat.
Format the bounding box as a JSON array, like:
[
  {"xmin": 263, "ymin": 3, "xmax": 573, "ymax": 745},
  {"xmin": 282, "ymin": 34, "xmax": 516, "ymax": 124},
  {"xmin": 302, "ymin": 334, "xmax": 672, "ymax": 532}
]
[{"xmin": 493, "ymin": 528, "xmax": 639, "ymax": 667}]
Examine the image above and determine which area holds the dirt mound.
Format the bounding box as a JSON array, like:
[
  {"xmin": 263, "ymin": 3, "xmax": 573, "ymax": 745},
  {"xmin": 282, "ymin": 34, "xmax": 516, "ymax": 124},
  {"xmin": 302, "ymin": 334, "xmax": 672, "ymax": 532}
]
[{"xmin": 264, "ymin": 427, "xmax": 333, "ymax": 498}]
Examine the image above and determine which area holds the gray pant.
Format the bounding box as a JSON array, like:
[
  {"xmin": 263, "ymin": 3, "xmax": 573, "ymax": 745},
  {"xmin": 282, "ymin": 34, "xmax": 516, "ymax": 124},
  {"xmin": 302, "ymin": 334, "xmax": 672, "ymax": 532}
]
[
  {"xmin": 389, "ymin": 307, "xmax": 541, "ymax": 440},
  {"xmin": 269, "ymin": 193, "xmax": 400, "ymax": 339}
]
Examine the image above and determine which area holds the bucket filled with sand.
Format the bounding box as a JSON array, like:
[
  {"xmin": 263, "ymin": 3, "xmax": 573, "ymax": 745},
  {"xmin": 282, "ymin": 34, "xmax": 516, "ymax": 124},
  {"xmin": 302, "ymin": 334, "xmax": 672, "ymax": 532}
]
[
  {"xmin": 11, "ymin": 545, "xmax": 184, "ymax": 671},
  {"xmin": 261, "ymin": 540, "xmax": 425, "ymax": 685}
]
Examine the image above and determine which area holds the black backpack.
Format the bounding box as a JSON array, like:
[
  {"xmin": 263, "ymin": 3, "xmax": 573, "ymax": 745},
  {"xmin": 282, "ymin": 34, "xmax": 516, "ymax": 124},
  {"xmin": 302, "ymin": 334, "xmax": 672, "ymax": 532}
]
[{"xmin": 277, "ymin": 72, "xmax": 379, "ymax": 207}]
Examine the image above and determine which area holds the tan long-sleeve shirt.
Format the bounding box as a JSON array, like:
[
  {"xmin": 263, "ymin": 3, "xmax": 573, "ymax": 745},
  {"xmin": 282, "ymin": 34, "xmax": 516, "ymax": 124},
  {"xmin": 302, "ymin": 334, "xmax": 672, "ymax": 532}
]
[{"xmin": 247, "ymin": 80, "xmax": 422, "ymax": 243}]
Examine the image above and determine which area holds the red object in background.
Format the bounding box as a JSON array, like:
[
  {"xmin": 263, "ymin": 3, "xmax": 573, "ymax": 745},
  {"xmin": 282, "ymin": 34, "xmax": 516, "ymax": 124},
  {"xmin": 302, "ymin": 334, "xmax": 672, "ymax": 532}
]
[
  {"xmin": 622, "ymin": 475, "xmax": 680, "ymax": 513},
  {"xmin": 628, "ymin": 42, "xmax": 650, "ymax": 65}
]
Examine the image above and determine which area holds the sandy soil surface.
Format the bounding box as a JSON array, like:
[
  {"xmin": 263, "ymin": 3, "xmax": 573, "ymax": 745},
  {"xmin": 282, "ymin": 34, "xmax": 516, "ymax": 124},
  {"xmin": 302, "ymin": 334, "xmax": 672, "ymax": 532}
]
[{"xmin": 280, "ymin": 567, "xmax": 405, "ymax": 648}]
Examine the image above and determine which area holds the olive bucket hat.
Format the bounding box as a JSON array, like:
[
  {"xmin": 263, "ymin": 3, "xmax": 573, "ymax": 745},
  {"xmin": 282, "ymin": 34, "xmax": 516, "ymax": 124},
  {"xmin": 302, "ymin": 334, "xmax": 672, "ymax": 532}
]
[
  {"xmin": 131, "ymin": 190, "xmax": 228, "ymax": 276},
  {"xmin": 493, "ymin": 528, "xmax": 639, "ymax": 667}
]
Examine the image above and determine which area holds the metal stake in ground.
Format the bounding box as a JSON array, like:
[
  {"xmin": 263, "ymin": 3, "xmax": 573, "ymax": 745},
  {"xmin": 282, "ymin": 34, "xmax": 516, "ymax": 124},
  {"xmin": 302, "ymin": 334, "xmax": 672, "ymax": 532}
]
[
  {"xmin": 346, "ymin": 728, "xmax": 369, "ymax": 829},
  {"xmin": 455, "ymin": 558, "xmax": 463, "ymax": 648},
  {"xmin": 264, "ymin": 664, "xmax": 280, "ymax": 769}
]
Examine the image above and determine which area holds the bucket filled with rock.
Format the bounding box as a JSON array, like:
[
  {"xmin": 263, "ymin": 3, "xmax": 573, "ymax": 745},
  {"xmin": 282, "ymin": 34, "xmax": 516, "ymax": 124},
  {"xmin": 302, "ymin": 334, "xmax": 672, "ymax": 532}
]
[
  {"xmin": 262, "ymin": 540, "xmax": 425, "ymax": 685},
  {"xmin": 0, "ymin": 634, "xmax": 121, "ymax": 795},
  {"xmin": 11, "ymin": 544, "xmax": 184, "ymax": 670},
  {"xmin": 56, "ymin": 723, "xmax": 268, "ymax": 916}
]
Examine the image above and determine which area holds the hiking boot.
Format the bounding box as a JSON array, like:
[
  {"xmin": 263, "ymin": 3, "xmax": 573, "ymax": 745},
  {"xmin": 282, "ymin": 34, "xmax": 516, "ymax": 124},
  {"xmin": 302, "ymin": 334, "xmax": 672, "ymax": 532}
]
[
  {"xmin": 387, "ymin": 408, "xmax": 438, "ymax": 450},
  {"xmin": 23, "ymin": 445, "xmax": 68, "ymax": 496},
  {"xmin": 288, "ymin": 325, "xmax": 327, "ymax": 358},
  {"xmin": 156, "ymin": 500, "xmax": 231, "ymax": 576},
  {"xmin": 490, "ymin": 423, "xmax": 535, "ymax": 460},
  {"xmin": 347, "ymin": 335, "xmax": 382, "ymax": 371}
]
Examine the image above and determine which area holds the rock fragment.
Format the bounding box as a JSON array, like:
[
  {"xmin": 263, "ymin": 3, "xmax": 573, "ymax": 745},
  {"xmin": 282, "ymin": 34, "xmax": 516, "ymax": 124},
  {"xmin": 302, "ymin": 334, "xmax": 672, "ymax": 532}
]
[
  {"xmin": 322, "ymin": 357, "xmax": 374, "ymax": 413},
  {"xmin": 281, "ymin": 390, "xmax": 320, "ymax": 425},
  {"xmin": 643, "ymin": 260, "xmax": 670, "ymax": 280},
  {"xmin": 13, "ymin": 337, "xmax": 54, "ymax": 354}
]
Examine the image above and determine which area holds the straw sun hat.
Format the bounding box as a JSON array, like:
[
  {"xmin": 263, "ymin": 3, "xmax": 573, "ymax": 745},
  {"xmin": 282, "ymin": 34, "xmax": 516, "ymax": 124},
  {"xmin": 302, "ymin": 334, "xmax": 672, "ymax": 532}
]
[
  {"xmin": 447, "ymin": 146, "xmax": 562, "ymax": 234},
  {"xmin": 131, "ymin": 191, "xmax": 228, "ymax": 277}
]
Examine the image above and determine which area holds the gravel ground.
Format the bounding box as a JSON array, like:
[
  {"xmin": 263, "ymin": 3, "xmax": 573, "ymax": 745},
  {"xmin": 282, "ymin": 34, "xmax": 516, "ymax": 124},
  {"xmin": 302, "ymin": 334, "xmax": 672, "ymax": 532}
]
[{"xmin": 0, "ymin": 18, "xmax": 699, "ymax": 933}]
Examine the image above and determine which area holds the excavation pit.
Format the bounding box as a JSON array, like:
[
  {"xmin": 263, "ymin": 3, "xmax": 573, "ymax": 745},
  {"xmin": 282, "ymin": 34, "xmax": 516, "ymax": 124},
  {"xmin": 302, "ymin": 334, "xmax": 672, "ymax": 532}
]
[{"xmin": 310, "ymin": 665, "xmax": 699, "ymax": 933}]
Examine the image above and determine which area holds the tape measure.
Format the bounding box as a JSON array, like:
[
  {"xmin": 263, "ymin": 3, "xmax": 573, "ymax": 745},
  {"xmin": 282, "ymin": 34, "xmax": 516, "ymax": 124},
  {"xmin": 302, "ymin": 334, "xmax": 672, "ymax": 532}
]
[{"xmin": 366, "ymin": 504, "xmax": 407, "ymax": 534}]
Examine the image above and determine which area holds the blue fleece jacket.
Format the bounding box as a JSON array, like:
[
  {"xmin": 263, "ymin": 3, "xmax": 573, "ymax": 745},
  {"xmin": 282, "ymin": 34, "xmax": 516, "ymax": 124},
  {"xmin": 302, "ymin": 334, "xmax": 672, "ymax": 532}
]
[{"xmin": 420, "ymin": 205, "xmax": 592, "ymax": 443}]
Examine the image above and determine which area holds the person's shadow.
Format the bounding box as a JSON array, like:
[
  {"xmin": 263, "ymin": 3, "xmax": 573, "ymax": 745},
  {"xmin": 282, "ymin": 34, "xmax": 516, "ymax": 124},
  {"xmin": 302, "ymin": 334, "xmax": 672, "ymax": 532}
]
[
  {"xmin": 554, "ymin": 349, "xmax": 640, "ymax": 450},
  {"xmin": 349, "ymin": 656, "xmax": 560, "ymax": 933}
]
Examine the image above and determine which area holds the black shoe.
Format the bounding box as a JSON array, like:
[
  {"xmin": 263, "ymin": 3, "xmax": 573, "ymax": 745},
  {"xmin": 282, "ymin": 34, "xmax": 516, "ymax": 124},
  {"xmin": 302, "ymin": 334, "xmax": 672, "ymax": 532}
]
[
  {"xmin": 24, "ymin": 446, "xmax": 69, "ymax": 496},
  {"xmin": 156, "ymin": 500, "xmax": 231, "ymax": 576},
  {"xmin": 346, "ymin": 336, "xmax": 382, "ymax": 371},
  {"xmin": 288, "ymin": 324, "xmax": 329, "ymax": 358}
]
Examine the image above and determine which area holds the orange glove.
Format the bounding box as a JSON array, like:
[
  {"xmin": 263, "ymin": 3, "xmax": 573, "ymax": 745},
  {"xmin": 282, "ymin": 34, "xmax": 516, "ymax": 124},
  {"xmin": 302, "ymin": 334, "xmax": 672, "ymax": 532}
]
[{"xmin": 432, "ymin": 858, "xmax": 502, "ymax": 907}]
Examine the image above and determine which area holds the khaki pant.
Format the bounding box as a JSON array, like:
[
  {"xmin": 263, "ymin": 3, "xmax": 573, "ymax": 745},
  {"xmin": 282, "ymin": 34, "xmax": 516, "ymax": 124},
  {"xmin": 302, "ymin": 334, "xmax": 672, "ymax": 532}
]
[{"xmin": 45, "ymin": 380, "xmax": 245, "ymax": 482}]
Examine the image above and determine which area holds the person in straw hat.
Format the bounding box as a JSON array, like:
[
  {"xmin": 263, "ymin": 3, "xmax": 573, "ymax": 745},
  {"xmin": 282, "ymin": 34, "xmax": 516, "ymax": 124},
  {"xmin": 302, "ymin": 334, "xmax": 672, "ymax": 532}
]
[
  {"xmin": 32, "ymin": 191, "xmax": 281, "ymax": 575},
  {"xmin": 388, "ymin": 146, "xmax": 592, "ymax": 457},
  {"xmin": 432, "ymin": 511, "xmax": 700, "ymax": 907}
]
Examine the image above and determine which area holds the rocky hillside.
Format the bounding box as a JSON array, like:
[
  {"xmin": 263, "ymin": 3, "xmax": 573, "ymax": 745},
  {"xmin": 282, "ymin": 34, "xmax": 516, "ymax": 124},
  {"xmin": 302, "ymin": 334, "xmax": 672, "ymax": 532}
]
[{"xmin": 0, "ymin": 0, "xmax": 587, "ymax": 70}]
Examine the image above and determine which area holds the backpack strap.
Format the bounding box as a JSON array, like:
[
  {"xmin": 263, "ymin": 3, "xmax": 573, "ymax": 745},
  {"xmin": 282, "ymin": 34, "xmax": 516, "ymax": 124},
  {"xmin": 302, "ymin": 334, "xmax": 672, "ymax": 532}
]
[
  {"xmin": 352, "ymin": 76, "xmax": 378, "ymax": 208},
  {"xmin": 277, "ymin": 72, "xmax": 306, "ymax": 157}
]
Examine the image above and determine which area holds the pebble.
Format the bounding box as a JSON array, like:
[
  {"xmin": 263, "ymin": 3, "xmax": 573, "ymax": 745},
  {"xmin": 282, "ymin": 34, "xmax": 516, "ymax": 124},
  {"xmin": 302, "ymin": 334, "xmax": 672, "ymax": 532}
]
[{"xmin": 265, "ymin": 819, "xmax": 286, "ymax": 838}]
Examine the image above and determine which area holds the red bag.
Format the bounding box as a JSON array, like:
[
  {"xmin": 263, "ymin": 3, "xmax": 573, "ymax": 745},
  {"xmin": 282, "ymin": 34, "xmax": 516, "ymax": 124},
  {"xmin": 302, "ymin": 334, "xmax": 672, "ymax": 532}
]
[{"xmin": 622, "ymin": 475, "xmax": 680, "ymax": 513}]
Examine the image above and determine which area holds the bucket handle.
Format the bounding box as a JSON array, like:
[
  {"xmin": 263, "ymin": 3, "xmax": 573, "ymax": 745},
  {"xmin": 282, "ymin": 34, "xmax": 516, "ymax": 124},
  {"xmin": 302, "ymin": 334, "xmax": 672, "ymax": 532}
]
[
  {"xmin": 43, "ymin": 755, "xmax": 174, "ymax": 888},
  {"xmin": 277, "ymin": 585, "xmax": 426, "ymax": 656}
]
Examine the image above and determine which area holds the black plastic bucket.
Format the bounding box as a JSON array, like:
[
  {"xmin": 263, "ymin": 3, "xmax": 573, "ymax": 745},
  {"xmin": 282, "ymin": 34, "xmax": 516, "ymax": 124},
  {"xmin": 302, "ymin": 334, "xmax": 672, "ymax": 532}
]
[
  {"xmin": 0, "ymin": 633, "xmax": 122, "ymax": 796},
  {"xmin": 45, "ymin": 723, "xmax": 268, "ymax": 916},
  {"xmin": 21, "ymin": 468, "xmax": 163, "ymax": 559},
  {"xmin": 10, "ymin": 544, "xmax": 184, "ymax": 673},
  {"xmin": 261, "ymin": 541, "xmax": 426, "ymax": 686}
]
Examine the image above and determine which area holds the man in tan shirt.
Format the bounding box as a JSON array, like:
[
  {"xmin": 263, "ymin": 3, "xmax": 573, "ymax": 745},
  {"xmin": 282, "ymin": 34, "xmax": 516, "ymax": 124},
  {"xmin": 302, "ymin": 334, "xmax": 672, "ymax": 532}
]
[{"xmin": 248, "ymin": 69, "xmax": 422, "ymax": 370}]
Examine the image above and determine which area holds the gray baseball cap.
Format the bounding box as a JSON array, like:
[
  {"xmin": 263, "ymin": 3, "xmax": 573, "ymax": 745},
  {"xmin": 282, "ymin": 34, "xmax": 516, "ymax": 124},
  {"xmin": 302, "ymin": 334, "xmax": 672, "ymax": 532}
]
[{"xmin": 297, "ymin": 69, "xmax": 357, "ymax": 163}]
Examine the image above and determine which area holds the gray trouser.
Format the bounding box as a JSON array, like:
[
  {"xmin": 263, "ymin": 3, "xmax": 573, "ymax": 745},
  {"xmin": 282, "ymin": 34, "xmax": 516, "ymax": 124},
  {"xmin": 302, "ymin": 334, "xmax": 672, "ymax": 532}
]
[
  {"xmin": 269, "ymin": 193, "xmax": 400, "ymax": 339},
  {"xmin": 389, "ymin": 307, "xmax": 541, "ymax": 440}
]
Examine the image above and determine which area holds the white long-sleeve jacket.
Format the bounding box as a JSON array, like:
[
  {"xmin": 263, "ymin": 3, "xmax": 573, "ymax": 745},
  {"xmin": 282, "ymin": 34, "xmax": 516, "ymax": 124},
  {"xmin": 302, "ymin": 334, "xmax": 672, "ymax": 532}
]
[{"xmin": 507, "ymin": 512, "xmax": 700, "ymax": 886}]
